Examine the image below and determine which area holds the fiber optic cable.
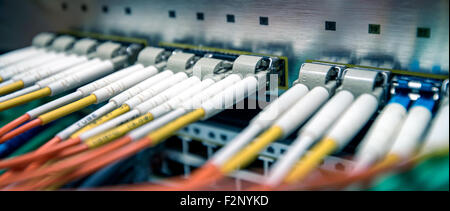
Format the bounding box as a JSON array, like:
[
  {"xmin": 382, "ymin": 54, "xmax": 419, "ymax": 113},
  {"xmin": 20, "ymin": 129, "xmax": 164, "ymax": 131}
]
[
  {"xmin": 283, "ymin": 88, "xmax": 383, "ymax": 184},
  {"xmin": 0, "ymin": 124, "xmax": 161, "ymax": 188},
  {"xmin": 0, "ymin": 54, "xmax": 89, "ymax": 95},
  {"xmin": 206, "ymin": 82, "xmax": 309, "ymax": 169},
  {"xmin": 0, "ymin": 63, "xmax": 143, "ymax": 137},
  {"xmin": 0, "ymin": 67, "xmax": 186, "ymax": 169},
  {"xmin": 379, "ymin": 96, "xmax": 436, "ymax": 165},
  {"xmin": 0, "ymin": 59, "xmax": 109, "ymax": 109},
  {"xmin": 64, "ymin": 72, "xmax": 240, "ymax": 164},
  {"xmin": 0, "ymin": 116, "xmax": 80, "ymax": 182},
  {"xmin": 0, "ymin": 81, "xmax": 24, "ymax": 96},
  {"xmin": 56, "ymin": 82, "xmax": 215, "ymax": 158},
  {"xmin": 0, "ymin": 46, "xmax": 35, "ymax": 59},
  {"xmin": 83, "ymin": 70, "xmax": 268, "ymax": 189},
  {"xmin": 0, "ymin": 62, "xmax": 176, "ymax": 169},
  {"xmin": 0, "ymin": 34, "xmax": 77, "ymax": 82},
  {"xmin": 419, "ymin": 97, "xmax": 449, "ymax": 155},
  {"xmin": 62, "ymin": 50, "xmax": 199, "ymax": 139},
  {"xmin": 52, "ymin": 73, "xmax": 265, "ymax": 189},
  {"xmin": 56, "ymin": 70, "xmax": 189, "ymax": 150},
  {"xmin": 0, "ymin": 53, "xmax": 83, "ymax": 87},
  {"xmin": 352, "ymin": 93, "xmax": 411, "ymax": 173},
  {"xmin": 0, "ymin": 56, "xmax": 87, "ymax": 96},
  {"xmin": 0, "ymin": 72, "xmax": 265, "ymax": 187},
  {"xmin": 0, "ymin": 124, "xmax": 45, "ymax": 158},
  {"xmin": 0, "ymin": 55, "xmax": 265, "ymax": 187},
  {"xmin": 65, "ymin": 73, "xmax": 229, "ymax": 155},
  {"xmin": 61, "ymin": 69, "xmax": 182, "ymax": 141},
  {"xmin": 29, "ymin": 60, "xmax": 232, "ymax": 164},
  {"xmin": 122, "ymin": 73, "xmax": 244, "ymax": 144},
  {"xmin": 0, "ymin": 59, "xmax": 126, "ymax": 139},
  {"xmin": 263, "ymin": 90, "xmax": 355, "ymax": 187},
  {"xmin": 0, "ymin": 39, "xmax": 123, "ymax": 104},
  {"xmin": 8, "ymin": 115, "xmax": 80, "ymax": 158},
  {"xmin": 0, "ymin": 52, "xmax": 66, "ymax": 83},
  {"xmin": 0, "ymin": 32, "xmax": 55, "ymax": 69},
  {"xmin": 0, "ymin": 47, "xmax": 45, "ymax": 69},
  {"xmin": 77, "ymin": 76, "xmax": 202, "ymax": 147},
  {"xmin": 0, "ymin": 46, "xmax": 35, "ymax": 61},
  {"xmin": 0, "ymin": 87, "xmax": 53, "ymax": 112}
]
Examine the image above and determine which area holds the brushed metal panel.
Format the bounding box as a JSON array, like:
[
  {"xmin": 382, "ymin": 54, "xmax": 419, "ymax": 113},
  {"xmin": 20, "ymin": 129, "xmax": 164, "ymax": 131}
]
[{"xmin": 0, "ymin": 0, "xmax": 448, "ymax": 86}]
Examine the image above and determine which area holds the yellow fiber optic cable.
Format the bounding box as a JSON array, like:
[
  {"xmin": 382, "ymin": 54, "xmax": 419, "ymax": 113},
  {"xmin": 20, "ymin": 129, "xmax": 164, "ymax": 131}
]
[
  {"xmin": 85, "ymin": 113, "xmax": 153, "ymax": 148},
  {"xmin": 283, "ymin": 137, "xmax": 338, "ymax": 183},
  {"xmin": 0, "ymin": 87, "xmax": 51, "ymax": 111},
  {"xmin": 70, "ymin": 104, "xmax": 131, "ymax": 138},
  {"xmin": 221, "ymin": 126, "xmax": 283, "ymax": 173},
  {"xmin": 147, "ymin": 108, "xmax": 205, "ymax": 146},
  {"xmin": 39, "ymin": 94, "xmax": 98, "ymax": 125},
  {"xmin": 0, "ymin": 80, "xmax": 24, "ymax": 95},
  {"xmin": 0, "ymin": 94, "xmax": 98, "ymax": 143}
]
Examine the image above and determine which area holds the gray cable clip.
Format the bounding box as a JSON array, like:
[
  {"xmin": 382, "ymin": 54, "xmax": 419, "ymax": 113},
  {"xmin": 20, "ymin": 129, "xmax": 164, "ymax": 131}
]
[
  {"xmin": 232, "ymin": 55, "xmax": 265, "ymax": 77},
  {"xmin": 71, "ymin": 38, "xmax": 98, "ymax": 55},
  {"xmin": 50, "ymin": 35, "xmax": 76, "ymax": 52},
  {"xmin": 294, "ymin": 63, "xmax": 340, "ymax": 92},
  {"xmin": 31, "ymin": 32, "xmax": 56, "ymax": 48},
  {"xmin": 166, "ymin": 52, "xmax": 196, "ymax": 73},
  {"xmin": 95, "ymin": 42, "xmax": 122, "ymax": 60}
]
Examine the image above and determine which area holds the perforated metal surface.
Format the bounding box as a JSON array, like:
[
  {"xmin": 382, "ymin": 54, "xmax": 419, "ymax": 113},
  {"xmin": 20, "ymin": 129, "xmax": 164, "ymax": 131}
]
[{"xmin": 0, "ymin": 0, "xmax": 448, "ymax": 85}]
